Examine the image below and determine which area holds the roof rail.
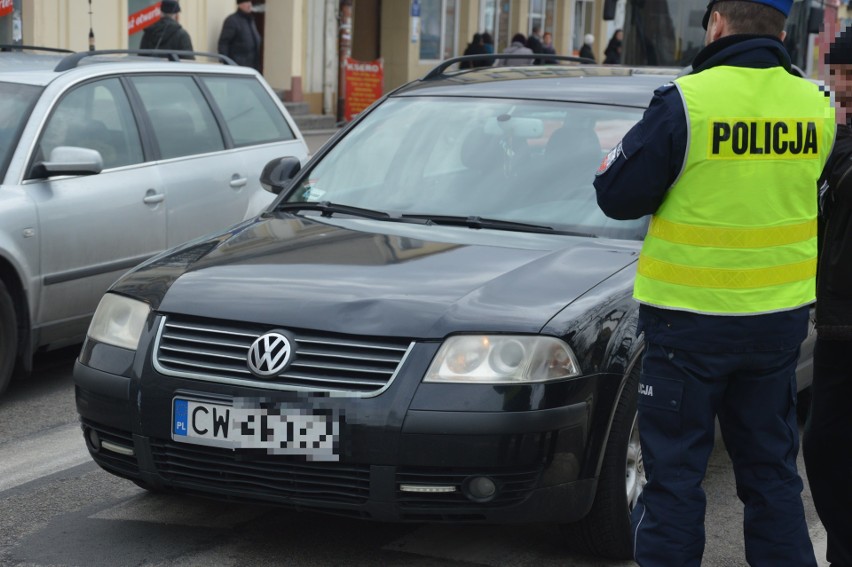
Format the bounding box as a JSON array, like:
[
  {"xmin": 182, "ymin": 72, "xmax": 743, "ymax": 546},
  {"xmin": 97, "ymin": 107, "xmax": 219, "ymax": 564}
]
[
  {"xmin": 0, "ymin": 44, "xmax": 74, "ymax": 54},
  {"xmin": 423, "ymin": 53, "xmax": 597, "ymax": 80},
  {"xmin": 53, "ymin": 49, "xmax": 237, "ymax": 72}
]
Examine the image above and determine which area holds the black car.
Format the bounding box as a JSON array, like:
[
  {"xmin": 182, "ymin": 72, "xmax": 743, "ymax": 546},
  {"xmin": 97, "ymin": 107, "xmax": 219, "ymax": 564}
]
[{"xmin": 73, "ymin": 58, "xmax": 807, "ymax": 559}]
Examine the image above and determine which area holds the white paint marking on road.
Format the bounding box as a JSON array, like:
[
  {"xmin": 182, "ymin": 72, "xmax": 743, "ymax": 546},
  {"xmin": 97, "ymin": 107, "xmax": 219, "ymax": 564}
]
[
  {"xmin": 812, "ymin": 524, "xmax": 829, "ymax": 567},
  {"xmin": 0, "ymin": 422, "xmax": 91, "ymax": 493}
]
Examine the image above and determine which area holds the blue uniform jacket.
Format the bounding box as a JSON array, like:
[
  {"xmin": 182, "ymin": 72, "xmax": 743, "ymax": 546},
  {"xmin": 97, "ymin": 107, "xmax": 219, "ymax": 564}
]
[{"xmin": 594, "ymin": 35, "xmax": 813, "ymax": 353}]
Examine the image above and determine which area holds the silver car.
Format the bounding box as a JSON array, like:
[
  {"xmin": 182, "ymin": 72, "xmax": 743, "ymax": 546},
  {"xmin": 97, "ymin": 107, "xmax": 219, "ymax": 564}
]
[{"xmin": 0, "ymin": 48, "xmax": 309, "ymax": 395}]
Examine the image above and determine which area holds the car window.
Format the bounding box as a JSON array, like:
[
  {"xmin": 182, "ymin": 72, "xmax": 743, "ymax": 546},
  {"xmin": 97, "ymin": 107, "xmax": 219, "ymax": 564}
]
[
  {"xmin": 35, "ymin": 78, "xmax": 144, "ymax": 171},
  {"xmin": 288, "ymin": 97, "xmax": 647, "ymax": 240},
  {"xmin": 200, "ymin": 76, "xmax": 295, "ymax": 146},
  {"xmin": 0, "ymin": 81, "xmax": 41, "ymax": 180},
  {"xmin": 130, "ymin": 75, "xmax": 225, "ymax": 159}
]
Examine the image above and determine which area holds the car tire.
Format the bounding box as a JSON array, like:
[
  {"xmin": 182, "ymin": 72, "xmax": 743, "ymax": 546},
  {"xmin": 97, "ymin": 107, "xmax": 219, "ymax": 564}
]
[
  {"xmin": 560, "ymin": 363, "xmax": 643, "ymax": 560},
  {"xmin": 0, "ymin": 280, "xmax": 18, "ymax": 397}
]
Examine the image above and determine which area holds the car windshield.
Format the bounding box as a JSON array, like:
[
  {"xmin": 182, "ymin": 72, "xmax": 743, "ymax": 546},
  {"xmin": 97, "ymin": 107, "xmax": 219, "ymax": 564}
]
[
  {"xmin": 0, "ymin": 82, "xmax": 41, "ymax": 181},
  {"xmin": 284, "ymin": 96, "xmax": 647, "ymax": 240}
]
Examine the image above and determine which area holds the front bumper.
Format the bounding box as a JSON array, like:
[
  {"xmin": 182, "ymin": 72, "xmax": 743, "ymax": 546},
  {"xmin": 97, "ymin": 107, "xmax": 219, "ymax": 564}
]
[{"xmin": 74, "ymin": 340, "xmax": 622, "ymax": 524}]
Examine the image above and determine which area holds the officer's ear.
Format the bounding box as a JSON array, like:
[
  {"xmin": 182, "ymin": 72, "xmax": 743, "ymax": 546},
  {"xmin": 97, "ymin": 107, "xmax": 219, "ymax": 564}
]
[{"xmin": 706, "ymin": 11, "xmax": 728, "ymax": 44}]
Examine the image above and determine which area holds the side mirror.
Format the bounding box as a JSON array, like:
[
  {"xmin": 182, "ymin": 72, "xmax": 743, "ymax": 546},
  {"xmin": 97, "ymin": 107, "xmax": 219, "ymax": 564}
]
[
  {"xmin": 260, "ymin": 156, "xmax": 301, "ymax": 195},
  {"xmin": 34, "ymin": 146, "xmax": 103, "ymax": 178}
]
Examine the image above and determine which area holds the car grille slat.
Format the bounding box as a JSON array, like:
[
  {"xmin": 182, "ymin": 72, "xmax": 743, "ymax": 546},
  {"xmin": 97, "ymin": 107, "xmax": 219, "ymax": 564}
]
[
  {"xmin": 150, "ymin": 439, "xmax": 370, "ymax": 504},
  {"xmin": 159, "ymin": 344, "xmax": 247, "ymax": 361},
  {"xmin": 155, "ymin": 314, "xmax": 412, "ymax": 395}
]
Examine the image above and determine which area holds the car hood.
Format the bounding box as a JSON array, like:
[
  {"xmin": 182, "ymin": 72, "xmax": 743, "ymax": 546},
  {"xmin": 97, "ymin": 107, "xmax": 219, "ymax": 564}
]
[{"xmin": 115, "ymin": 215, "xmax": 639, "ymax": 338}]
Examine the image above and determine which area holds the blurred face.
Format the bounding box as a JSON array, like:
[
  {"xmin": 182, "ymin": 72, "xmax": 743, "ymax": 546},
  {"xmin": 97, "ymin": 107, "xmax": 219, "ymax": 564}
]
[
  {"xmin": 543, "ymin": 33, "xmax": 552, "ymax": 45},
  {"xmin": 237, "ymin": 1, "xmax": 252, "ymax": 12},
  {"xmin": 829, "ymin": 64, "xmax": 852, "ymax": 116}
]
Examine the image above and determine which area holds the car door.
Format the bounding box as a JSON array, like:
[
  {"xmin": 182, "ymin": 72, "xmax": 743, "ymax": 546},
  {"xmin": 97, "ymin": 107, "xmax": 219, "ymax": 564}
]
[
  {"xmin": 128, "ymin": 74, "xmax": 247, "ymax": 248},
  {"xmin": 25, "ymin": 77, "xmax": 165, "ymax": 346},
  {"xmin": 198, "ymin": 74, "xmax": 309, "ymax": 219}
]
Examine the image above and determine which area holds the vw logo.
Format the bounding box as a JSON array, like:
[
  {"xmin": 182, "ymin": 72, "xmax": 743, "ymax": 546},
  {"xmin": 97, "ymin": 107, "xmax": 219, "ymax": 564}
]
[{"xmin": 247, "ymin": 332, "xmax": 293, "ymax": 378}]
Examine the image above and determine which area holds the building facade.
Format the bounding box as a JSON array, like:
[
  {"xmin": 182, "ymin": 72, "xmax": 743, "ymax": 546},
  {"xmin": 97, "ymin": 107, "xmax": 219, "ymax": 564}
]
[{"xmin": 10, "ymin": 1, "xmax": 844, "ymax": 122}]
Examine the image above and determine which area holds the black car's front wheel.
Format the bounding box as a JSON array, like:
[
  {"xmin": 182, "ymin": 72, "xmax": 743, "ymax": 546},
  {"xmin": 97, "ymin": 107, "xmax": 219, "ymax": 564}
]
[
  {"xmin": 560, "ymin": 363, "xmax": 644, "ymax": 560},
  {"xmin": 0, "ymin": 280, "xmax": 18, "ymax": 397}
]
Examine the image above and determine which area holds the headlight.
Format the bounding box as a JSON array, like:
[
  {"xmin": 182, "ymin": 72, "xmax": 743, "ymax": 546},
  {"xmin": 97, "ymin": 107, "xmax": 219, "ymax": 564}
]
[
  {"xmin": 87, "ymin": 294, "xmax": 150, "ymax": 350},
  {"xmin": 424, "ymin": 335, "xmax": 581, "ymax": 384}
]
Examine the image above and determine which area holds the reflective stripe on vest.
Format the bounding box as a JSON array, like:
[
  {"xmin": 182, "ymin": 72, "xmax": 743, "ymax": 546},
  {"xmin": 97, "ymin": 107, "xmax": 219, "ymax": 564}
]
[{"xmin": 633, "ymin": 66, "xmax": 835, "ymax": 315}]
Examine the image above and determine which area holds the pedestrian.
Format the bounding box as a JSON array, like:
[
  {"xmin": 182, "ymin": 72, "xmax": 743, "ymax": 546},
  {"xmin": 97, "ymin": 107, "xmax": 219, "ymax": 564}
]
[
  {"xmin": 578, "ymin": 34, "xmax": 595, "ymax": 62},
  {"xmin": 603, "ymin": 29, "xmax": 623, "ymax": 64},
  {"xmin": 527, "ymin": 25, "xmax": 544, "ymax": 64},
  {"xmin": 495, "ymin": 33, "xmax": 534, "ymax": 67},
  {"xmin": 481, "ymin": 32, "xmax": 495, "ymax": 54},
  {"xmin": 541, "ymin": 31, "xmax": 557, "ymax": 64},
  {"xmin": 139, "ymin": 0, "xmax": 194, "ymax": 59},
  {"xmin": 217, "ymin": 0, "xmax": 262, "ymax": 70},
  {"xmin": 459, "ymin": 32, "xmax": 490, "ymax": 69},
  {"xmin": 593, "ymin": 0, "xmax": 835, "ymax": 566},
  {"xmin": 803, "ymin": 26, "xmax": 852, "ymax": 567}
]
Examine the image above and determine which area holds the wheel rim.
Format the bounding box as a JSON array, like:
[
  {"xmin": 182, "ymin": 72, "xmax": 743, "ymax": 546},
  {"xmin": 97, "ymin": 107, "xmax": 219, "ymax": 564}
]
[{"xmin": 625, "ymin": 412, "xmax": 645, "ymax": 511}]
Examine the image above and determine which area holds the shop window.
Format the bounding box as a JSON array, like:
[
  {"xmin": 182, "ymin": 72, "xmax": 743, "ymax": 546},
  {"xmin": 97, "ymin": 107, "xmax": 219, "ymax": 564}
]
[
  {"xmin": 573, "ymin": 0, "xmax": 595, "ymax": 54},
  {"xmin": 0, "ymin": 0, "xmax": 23, "ymax": 45},
  {"xmin": 419, "ymin": 0, "xmax": 458, "ymax": 62}
]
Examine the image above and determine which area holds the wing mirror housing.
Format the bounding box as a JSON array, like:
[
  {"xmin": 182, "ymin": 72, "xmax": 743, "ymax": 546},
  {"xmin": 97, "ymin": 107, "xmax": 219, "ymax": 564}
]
[
  {"xmin": 260, "ymin": 156, "xmax": 302, "ymax": 195},
  {"xmin": 33, "ymin": 146, "xmax": 104, "ymax": 178}
]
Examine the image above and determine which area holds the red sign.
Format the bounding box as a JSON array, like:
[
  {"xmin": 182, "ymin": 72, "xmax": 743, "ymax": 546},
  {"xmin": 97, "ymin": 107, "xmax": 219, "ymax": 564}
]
[
  {"xmin": 128, "ymin": 2, "xmax": 161, "ymax": 36},
  {"xmin": 344, "ymin": 58, "xmax": 383, "ymax": 122},
  {"xmin": 0, "ymin": 0, "xmax": 14, "ymax": 18}
]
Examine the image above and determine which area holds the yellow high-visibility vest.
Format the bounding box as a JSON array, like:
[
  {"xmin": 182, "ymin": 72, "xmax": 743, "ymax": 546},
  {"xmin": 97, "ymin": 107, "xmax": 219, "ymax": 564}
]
[{"xmin": 634, "ymin": 65, "xmax": 835, "ymax": 315}]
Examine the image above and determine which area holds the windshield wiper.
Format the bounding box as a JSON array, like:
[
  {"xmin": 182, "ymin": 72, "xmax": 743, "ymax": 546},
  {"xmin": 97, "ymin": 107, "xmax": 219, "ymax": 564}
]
[
  {"xmin": 276, "ymin": 201, "xmax": 392, "ymax": 220},
  {"xmin": 400, "ymin": 214, "xmax": 559, "ymax": 234}
]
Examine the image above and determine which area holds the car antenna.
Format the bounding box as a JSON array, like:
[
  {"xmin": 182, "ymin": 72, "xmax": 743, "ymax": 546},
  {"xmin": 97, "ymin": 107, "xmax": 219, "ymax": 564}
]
[{"xmin": 87, "ymin": 0, "xmax": 95, "ymax": 51}]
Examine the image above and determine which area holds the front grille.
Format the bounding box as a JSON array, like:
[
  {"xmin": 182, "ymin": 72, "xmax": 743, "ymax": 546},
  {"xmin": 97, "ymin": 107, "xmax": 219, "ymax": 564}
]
[
  {"xmin": 150, "ymin": 439, "xmax": 371, "ymax": 504},
  {"xmin": 396, "ymin": 466, "xmax": 543, "ymax": 510},
  {"xmin": 154, "ymin": 314, "xmax": 413, "ymax": 395}
]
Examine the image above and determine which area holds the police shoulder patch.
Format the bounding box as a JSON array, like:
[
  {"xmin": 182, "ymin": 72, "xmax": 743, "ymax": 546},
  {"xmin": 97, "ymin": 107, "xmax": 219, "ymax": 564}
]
[{"xmin": 596, "ymin": 142, "xmax": 623, "ymax": 176}]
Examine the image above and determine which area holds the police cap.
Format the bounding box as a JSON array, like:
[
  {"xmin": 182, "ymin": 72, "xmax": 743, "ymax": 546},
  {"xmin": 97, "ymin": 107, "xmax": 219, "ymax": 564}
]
[
  {"xmin": 702, "ymin": 0, "xmax": 793, "ymax": 30},
  {"xmin": 826, "ymin": 27, "xmax": 852, "ymax": 65}
]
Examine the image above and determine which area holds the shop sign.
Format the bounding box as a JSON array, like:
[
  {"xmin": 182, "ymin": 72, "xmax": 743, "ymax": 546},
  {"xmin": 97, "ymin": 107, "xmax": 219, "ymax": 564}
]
[
  {"xmin": 344, "ymin": 58, "xmax": 383, "ymax": 122},
  {"xmin": 0, "ymin": 0, "xmax": 14, "ymax": 18},
  {"xmin": 128, "ymin": 2, "xmax": 161, "ymax": 36}
]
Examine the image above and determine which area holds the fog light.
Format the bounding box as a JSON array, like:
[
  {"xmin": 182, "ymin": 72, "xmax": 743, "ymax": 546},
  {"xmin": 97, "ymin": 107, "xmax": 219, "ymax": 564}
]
[
  {"xmin": 463, "ymin": 476, "xmax": 497, "ymax": 502},
  {"xmin": 85, "ymin": 427, "xmax": 101, "ymax": 452}
]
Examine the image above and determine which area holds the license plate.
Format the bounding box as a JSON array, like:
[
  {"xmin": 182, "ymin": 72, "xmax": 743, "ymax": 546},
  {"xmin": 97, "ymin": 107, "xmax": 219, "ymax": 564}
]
[{"xmin": 172, "ymin": 397, "xmax": 340, "ymax": 461}]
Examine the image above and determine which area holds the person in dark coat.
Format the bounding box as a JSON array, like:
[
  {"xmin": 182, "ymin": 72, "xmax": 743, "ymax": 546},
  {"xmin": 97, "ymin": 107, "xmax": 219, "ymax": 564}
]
[
  {"xmin": 459, "ymin": 33, "xmax": 490, "ymax": 69},
  {"xmin": 578, "ymin": 34, "xmax": 595, "ymax": 62},
  {"xmin": 604, "ymin": 29, "xmax": 623, "ymax": 64},
  {"xmin": 217, "ymin": 0, "xmax": 262, "ymax": 70},
  {"xmin": 526, "ymin": 25, "xmax": 544, "ymax": 64},
  {"xmin": 541, "ymin": 31, "xmax": 557, "ymax": 64},
  {"xmin": 140, "ymin": 0, "xmax": 194, "ymax": 59},
  {"xmin": 803, "ymin": 26, "xmax": 852, "ymax": 567},
  {"xmin": 481, "ymin": 32, "xmax": 495, "ymax": 54}
]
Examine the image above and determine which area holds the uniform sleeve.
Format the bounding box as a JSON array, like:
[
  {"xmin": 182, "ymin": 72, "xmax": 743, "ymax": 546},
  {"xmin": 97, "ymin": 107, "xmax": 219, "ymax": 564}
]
[{"xmin": 593, "ymin": 84, "xmax": 687, "ymax": 220}]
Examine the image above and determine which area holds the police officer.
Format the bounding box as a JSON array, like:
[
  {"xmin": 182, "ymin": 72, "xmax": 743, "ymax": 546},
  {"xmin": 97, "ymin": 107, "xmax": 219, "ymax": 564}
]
[
  {"xmin": 803, "ymin": 27, "xmax": 852, "ymax": 567},
  {"xmin": 593, "ymin": 1, "xmax": 835, "ymax": 566}
]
